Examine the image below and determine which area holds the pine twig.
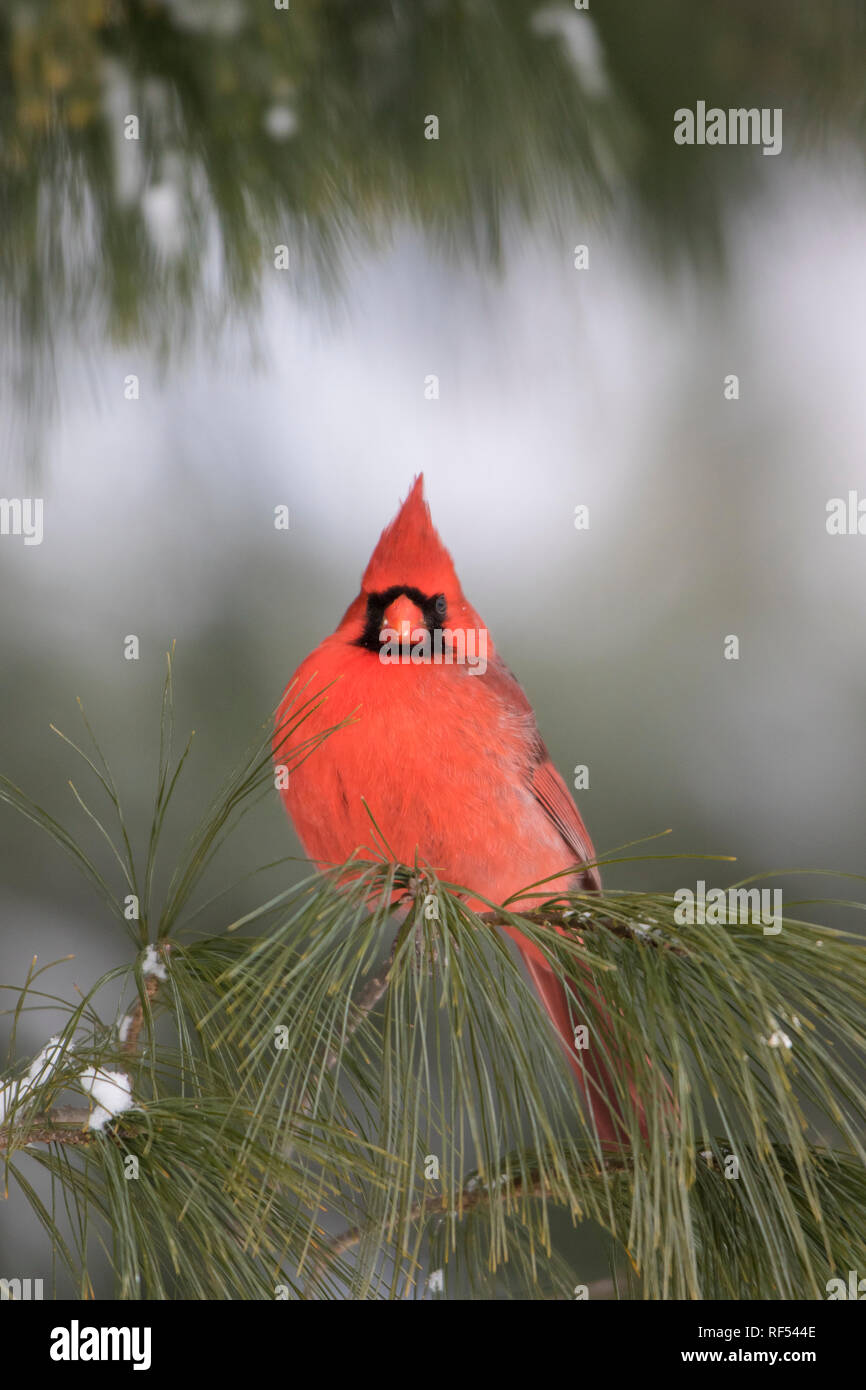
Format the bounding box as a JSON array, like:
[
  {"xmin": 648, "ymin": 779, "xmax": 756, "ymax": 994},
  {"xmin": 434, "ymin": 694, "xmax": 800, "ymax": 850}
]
[
  {"xmin": 121, "ymin": 970, "xmax": 162, "ymax": 1055},
  {"xmin": 308, "ymin": 1159, "xmax": 634, "ymax": 1290},
  {"xmin": 0, "ymin": 1108, "xmax": 137, "ymax": 1153},
  {"xmin": 479, "ymin": 908, "xmax": 689, "ymax": 955},
  {"xmin": 319, "ymin": 936, "xmax": 398, "ymax": 1077},
  {"xmin": 0, "ymin": 950, "xmax": 168, "ymax": 1153}
]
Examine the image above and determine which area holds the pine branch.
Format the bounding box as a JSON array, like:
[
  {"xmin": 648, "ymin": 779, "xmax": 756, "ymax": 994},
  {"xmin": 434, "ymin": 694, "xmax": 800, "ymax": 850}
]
[
  {"xmin": 479, "ymin": 908, "xmax": 690, "ymax": 954},
  {"xmin": 121, "ymin": 974, "xmax": 161, "ymax": 1055},
  {"xmin": 313, "ymin": 1157, "xmax": 635, "ymax": 1281},
  {"xmin": 318, "ymin": 935, "xmax": 398, "ymax": 1079},
  {"xmin": 0, "ymin": 1109, "xmax": 137, "ymax": 1153},
  {"xmin": 0, "ymin": 966, "xmax": 163, "ymax": 1153}
]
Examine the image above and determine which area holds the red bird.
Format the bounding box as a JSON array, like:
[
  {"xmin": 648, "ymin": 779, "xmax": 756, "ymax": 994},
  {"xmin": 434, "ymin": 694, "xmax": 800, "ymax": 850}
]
[{"xmin": 275, "ymin": 476, "xmax": 641, "ymax": 1145}]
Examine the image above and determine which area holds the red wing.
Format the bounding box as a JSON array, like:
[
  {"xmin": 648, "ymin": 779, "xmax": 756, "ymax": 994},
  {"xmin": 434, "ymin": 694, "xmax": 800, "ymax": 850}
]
[
  {"xmin": 484, "ymin": 657, "xmax": 601, "ymax": 891},
  {"xmin": 530, "ymin": 754, "xmax": 600, "ymax": 891}
]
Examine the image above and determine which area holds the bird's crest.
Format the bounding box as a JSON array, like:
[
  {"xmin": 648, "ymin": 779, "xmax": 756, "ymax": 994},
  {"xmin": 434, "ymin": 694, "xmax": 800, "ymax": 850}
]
[{"xmin": 361, "ymin": 475, "xmax": 461, "ymax": 596}]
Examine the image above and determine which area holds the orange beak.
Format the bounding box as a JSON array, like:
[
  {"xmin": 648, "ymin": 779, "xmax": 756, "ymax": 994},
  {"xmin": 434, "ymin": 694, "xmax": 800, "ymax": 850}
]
[{"xmin": 382, "ymin": 594, "xmax": 427, "ymax": 643}]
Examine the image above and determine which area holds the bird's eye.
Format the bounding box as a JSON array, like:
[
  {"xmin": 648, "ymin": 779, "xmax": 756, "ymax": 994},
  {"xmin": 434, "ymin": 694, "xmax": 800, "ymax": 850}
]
[{"xmin": 434, "ymin": 594, "xmax": 447, "ymax": 619}]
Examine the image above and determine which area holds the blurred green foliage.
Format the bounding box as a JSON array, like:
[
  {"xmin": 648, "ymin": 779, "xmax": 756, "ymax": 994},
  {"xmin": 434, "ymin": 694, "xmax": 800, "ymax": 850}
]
[{"xmin": 3, "ymin": 0, "xmax": 866, "ymax": 396}]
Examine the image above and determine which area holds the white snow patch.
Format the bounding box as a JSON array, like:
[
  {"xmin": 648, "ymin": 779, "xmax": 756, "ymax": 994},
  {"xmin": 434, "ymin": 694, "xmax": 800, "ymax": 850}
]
[
  {"xmin": 0, "ymin": 1035, "xmax": 67, "ymax": 1126},
  {"xmin": 142, "ymin": 945, "xmax": 167, "ymax": 980},
  {"xmin": 78, "ymin": 1067, "xmax": 135, "ymax": 1131}
]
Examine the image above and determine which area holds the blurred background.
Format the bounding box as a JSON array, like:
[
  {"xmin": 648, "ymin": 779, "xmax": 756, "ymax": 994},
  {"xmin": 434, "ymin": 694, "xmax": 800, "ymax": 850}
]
[{"xmin": 1, "ymin": 0, "xmax": 866, "ymax": 1292}]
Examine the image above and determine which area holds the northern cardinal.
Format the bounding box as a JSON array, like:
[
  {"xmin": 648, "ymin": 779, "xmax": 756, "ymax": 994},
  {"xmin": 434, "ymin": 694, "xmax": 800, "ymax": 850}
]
[{"xmin": 275, "ymin": 476, "xmax": 642, "ymax": 1144}]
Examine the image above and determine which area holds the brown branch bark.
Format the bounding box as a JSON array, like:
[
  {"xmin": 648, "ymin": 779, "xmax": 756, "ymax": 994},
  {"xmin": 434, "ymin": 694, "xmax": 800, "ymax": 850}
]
[
  {"xmin": 0, "ymin": 1109, "xmax": 90, "ymax": 1153},
  {"xmin": 120, "ymin": 970, "xmax": 162, "ymax": 1055},
  {"xmin": 0, "ymin": 1108, "xmax": 139, "ymax": 1153}
]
